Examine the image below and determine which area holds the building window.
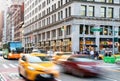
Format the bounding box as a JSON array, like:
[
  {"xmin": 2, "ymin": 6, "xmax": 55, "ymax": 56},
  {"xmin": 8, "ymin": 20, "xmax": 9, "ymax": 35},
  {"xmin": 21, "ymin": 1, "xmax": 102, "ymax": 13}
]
[
  {"xmin": 42, "ymin": 33, "xmax": 45, "ymax": 40},
  {"xmin": 65, "ymin": 8, "xmax": 68, "ymax": 18},
  {"xmin": 80, "ymin": 25, "xmax": 83, "ymax": 34},
  {"xmin": 88, "ymin": 6, "xmax": 94, "ymax": 17},
  {"xmin": 58, "ymin": 12, "xmax": 60, "ymax": 21},
  {"xmin": 58, "ymin": 1, "xmax": 61, "ymax": 8},
  {"xmin": 47, "ymin": 31, "xmax": 50, "ymax": 39},
  {"xmin": 119, "ymin": 8, "xmax": 120, "ymax": 18},
  {"xmin": 101, "ymin": 7, "xmax": 106, "ymax": 17},
  {"xmin": 68, "ymin": 7, "xmax": 71, "ymax": 17},
  {"xmin": 107, "ymin": 0, "xmax": 113, "ymax": 3},
  {"xmin": 108, "ymin": 7, "xmax": 113, "ymax": 18},
  {"xmin": 66, "ymin": 25, "xmax": 71, "ymax": 35},
  {"xmin": 52, "ymin": 30, "xmax": 56, "ymax": 37},
  {"xmin": 61, "ymin": 11, "xmax": 63, "ymax": 19},
  {"xmin": 103, "ymin": 26, "xmax": 109, "ymax": 35},
  {"xmin": 119, "ymin": 27, "xmax": 120, "ymax": 36},
  {"xmin": 58, "ymin": 28, "xmax": 62, "ymax": 36},
  {"xmin": 85, "ymin": 25, "xmax": 89, "ymax": 35},
  {"xmin": 81, "ymin": 5, "xmax": 87, "ymax": 16},
  {"xmin": 108, "ymin": 26, "xmax": 112, "ymax": 35}
]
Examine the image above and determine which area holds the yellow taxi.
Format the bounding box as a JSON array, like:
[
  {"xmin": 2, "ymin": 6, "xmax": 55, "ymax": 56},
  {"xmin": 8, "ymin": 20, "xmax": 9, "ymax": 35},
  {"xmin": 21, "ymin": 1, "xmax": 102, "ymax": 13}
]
[
  {"xmin": 113, "ymin": 53, "xmax": 120, "ymax": 58},
  {"xmin": 52, "ymin": 52, "xmax": 72, "ymax": 64},
  {"xmin": 98, "ymin": 54, "xmax": 104, "ymax": 60},
  {"xmin": 18, "ymin": 53, "xmax": 60, "ymax": 81}
]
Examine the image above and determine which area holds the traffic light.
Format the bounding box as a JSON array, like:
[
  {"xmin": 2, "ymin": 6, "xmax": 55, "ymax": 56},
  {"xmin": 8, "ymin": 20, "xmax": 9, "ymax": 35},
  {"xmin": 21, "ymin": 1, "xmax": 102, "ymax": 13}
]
[{"xmin": 61, "ymin": 26, "xmax": 66, "ymax": 31}]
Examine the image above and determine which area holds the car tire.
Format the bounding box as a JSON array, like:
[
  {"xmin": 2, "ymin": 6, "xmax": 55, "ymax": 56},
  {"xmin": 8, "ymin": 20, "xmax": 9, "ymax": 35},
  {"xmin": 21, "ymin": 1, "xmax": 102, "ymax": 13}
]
[
  {"xmin": 71, "ymin": 69, "xmax": 84, "ymax": 77},
  {"xmin": 18, "ymin": 67, "xmax": 23, "ymax": 77}
]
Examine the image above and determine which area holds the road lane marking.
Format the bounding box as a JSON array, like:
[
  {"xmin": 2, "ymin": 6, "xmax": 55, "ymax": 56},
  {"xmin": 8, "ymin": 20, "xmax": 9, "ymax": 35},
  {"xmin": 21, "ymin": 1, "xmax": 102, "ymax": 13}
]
[
  {"xmin": 102, "ymin": 76, "xmax": 118, "ymax": 81},
  {"xmin": 2, "ymin": 64, "xmax": 9, "ymax": 68},
  {"xmin": 9, "ymin": 64, "xmax": 16, "ymax": 68},
  {"xmin": 0, "ymin": 73, "xmax": 7, "ymax": 81}
]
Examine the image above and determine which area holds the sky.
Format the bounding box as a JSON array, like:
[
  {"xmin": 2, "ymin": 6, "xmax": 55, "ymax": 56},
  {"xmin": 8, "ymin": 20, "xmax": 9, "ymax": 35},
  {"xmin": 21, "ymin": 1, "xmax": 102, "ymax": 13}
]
[{"xmin": 0, "ymin": 0, "xmax": 12, "ymax": 11}]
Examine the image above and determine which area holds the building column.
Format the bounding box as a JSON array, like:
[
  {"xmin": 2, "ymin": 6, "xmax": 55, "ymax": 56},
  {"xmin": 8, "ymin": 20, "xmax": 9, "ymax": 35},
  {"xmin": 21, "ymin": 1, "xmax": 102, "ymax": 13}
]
[
  {"xmin": 71, "ymin": 24, "xmax": 79, "ymax": 52},
  {"xmin": 94, "ymin": 25, "xmax": 100, "ymax": 51}
]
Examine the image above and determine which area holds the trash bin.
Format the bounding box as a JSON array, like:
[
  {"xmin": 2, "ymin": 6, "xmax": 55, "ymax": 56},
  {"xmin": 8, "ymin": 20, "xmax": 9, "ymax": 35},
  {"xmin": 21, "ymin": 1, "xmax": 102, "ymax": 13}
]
[{"xmin": 103, "ymin": 56, "xmax": 115, "ymax": 63}]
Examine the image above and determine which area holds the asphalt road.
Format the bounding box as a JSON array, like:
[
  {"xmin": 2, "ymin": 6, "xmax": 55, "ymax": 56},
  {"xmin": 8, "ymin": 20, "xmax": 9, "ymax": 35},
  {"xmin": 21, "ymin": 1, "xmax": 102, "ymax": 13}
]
[{"xmin": 0, "ymin": 57, "xmax": 120, "ymax": 81}]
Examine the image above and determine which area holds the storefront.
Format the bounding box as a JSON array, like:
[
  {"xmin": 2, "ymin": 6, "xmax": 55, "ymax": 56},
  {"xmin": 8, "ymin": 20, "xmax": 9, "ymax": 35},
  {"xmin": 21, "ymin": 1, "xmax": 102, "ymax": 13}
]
[
  {"xmin": 41, "ymin": 41, "xmax": 45, "ymax": 49},
  {"xmin": 50, "ymin": 40, "xmax": 56, "ymax": 51},
  {"xmin": 80, "ymin": 38, "xmax": 96, "ymax": 51},
  {"xmin": 100, "ymin": 38, "xmax": 112, "ymax": 50},
  {"xmin": 45, "ymin": 41, "xmax": 50, "ymax": 51},
  {"xmin": 62, "ymin": 38, "xmax": 71, "ymax": 52},
  {"xmin": 56, "ymin": 40, "xmax": 62, "ymax": 51}
]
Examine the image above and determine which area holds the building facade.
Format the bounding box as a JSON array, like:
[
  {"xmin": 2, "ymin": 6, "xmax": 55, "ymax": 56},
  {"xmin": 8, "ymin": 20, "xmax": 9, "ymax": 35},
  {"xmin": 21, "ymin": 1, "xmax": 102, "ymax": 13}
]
[
  {"xmin": 14, "ymin": 3, "xmax": 24, "ymax": 42},
  {"xmin": 0, "ymin": 11, "xmax": 4, "ymax": 48},
  {"xmin": 5, "ymin": 1, "xmax": 24, "ymax": 43},
  {"xmin": 23, "ymin": 0, "xmax": 120, "ymax": 53}
]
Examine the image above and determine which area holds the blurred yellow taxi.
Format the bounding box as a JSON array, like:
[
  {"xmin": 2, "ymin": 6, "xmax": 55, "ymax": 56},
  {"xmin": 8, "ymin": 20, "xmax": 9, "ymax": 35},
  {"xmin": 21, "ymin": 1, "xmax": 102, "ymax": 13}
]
[
  {"xmin": 18, "ymin": 54, "xmax": 60, "ymax": 81},
  {"xmin": 52, "ymin": 52, "xmax": 72, "ymax": 64},
  {"xmin": 113, "ymin": 53, "xmax": 120, "ymax": 58},
  {"xmin": 98, "ymin": 54, "xmax": 104, "ymax": 60}
]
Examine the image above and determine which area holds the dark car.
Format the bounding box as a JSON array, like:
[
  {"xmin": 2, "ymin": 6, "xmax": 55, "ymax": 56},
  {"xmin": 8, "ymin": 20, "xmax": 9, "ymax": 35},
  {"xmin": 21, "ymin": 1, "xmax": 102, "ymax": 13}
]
[{"xmin": 60, "ymin": 56, "xmax": 102, "ymax": 77}]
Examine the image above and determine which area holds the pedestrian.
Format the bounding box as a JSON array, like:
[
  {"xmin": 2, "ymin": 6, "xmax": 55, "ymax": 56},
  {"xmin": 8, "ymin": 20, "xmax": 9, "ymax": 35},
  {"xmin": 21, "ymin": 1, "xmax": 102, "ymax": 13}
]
[
  {"xmin": 94, "ymin": 51, "xmax": 99, "ymax": 60},
  {"xmin": 90, "ymin": 50, "xmax": 94, "ymax": 59}
]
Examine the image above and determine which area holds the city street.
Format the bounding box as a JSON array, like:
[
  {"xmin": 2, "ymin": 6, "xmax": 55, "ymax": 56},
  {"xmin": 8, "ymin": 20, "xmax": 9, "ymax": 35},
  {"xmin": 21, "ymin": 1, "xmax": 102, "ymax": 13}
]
[{"xmin": 0, "ymin": 57, "xmax": 120, "ymax": 81}]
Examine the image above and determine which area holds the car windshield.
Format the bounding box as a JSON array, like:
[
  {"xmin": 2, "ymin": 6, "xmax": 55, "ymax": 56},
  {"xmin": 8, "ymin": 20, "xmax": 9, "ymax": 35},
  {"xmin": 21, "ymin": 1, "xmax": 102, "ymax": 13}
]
[
  {"xmin": 56, "ymin": 52, "xmax": 72, "ymax": 55},
  {"xmin": 32, "ymin": 49, "xmax": 47, "ymax": 53},
  {"xmin": 71, "ymin": 57, "xmax": 95, "ymax": 62},
  {"xmin": 28, "ymin": 56, "xmax": 50, "ymax": 63}
]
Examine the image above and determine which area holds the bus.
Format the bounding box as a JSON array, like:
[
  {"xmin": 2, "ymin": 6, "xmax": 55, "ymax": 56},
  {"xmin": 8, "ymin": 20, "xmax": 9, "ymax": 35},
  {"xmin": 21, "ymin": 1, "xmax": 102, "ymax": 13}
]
[{"xmin": 2, "ymin": 41, "xmax": 24, "ymax": 59}]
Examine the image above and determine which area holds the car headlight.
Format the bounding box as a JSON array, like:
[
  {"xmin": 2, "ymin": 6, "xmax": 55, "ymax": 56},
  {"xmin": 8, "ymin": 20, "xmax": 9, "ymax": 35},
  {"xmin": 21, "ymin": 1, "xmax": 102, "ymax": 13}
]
[
  {"xmin": 53, "ymin": 65, "xmax": 60, "ymax": 71},
  {"xmin": 27, "ymin": 66, "xmax": 35, "ymax": 71},
  {"xmin": 9, "ymin": 53, "xmax": 12, "ymax": 56}
]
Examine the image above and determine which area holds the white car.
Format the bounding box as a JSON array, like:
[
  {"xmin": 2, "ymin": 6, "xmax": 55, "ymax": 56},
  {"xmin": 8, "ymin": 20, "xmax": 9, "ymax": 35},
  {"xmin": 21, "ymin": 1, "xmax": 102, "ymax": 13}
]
[{"xmin": 0, "ymin": 51, "xmax": 3, "ymax": 56}]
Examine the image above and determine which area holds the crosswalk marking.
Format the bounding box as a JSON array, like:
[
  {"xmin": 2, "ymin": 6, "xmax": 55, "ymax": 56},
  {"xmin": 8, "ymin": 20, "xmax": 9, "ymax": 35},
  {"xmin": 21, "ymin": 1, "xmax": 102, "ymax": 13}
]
[
  {"xmin": 9, "ymin": 64, "xmax": 16, "ymax": 68},
  {"xmin": 2, "ymin": 64, "xmax": 18, "ymax": 68},
  {"xmin": 2, "ymin": 64, "xmax": 9, "ymax": 68}
]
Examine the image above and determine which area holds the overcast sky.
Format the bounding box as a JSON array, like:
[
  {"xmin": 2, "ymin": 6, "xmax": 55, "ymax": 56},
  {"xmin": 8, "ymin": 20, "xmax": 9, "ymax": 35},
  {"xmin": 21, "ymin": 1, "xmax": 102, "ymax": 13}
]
[{"xmin": 0, "ymin": 0, "xmax": 12, "ymax": 11}]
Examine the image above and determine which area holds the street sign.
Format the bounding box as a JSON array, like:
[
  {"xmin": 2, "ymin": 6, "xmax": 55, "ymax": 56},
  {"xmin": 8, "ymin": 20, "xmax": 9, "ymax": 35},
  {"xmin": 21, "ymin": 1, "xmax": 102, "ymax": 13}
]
[{"xmin": 90, "ymin": 28, "xmax": 102, "ymax": 32}]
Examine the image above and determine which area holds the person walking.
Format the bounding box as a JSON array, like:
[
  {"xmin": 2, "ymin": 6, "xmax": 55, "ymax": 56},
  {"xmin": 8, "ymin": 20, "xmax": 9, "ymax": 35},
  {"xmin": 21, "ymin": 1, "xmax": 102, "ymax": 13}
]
[
  {"xmin": 94, "ymin": 51, "xmax": 99, "ymax": 60},
  {"xmin": 90, "ymin": 49, "xmax": 94, "ymax": 59}
]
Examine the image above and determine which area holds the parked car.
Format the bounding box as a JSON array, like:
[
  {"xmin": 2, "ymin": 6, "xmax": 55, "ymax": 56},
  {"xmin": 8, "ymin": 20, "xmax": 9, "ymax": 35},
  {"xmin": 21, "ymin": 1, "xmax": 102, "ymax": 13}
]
[
  {"xmin": 60, "ymin": 56, "xmax": 102, "ymax": 77},
  {"xmin": 18, "ymin": 54, "xmax": 60, "ymax": 81}
]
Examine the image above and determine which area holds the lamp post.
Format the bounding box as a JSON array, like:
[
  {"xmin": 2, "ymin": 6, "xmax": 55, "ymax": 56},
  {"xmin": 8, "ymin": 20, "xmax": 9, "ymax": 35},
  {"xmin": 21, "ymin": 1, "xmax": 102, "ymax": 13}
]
[
  {"xmin": 112, "ymin": 19, "xmax": 115, "ymax": 55},
  {"xmin": 83, "ymin": 19, "xmax": 86, "ymax": 51}
]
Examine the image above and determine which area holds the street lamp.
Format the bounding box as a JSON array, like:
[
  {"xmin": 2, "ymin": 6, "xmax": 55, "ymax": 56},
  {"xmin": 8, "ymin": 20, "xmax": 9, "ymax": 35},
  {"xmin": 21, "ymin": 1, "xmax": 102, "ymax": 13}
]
[
  {"xmin": 112, "ymin": 19, "xmax": 115, "ymax": 55},
  {"xmin": 83, "ymin": 19, "xmax": 86, "ymax": 51}
]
